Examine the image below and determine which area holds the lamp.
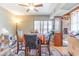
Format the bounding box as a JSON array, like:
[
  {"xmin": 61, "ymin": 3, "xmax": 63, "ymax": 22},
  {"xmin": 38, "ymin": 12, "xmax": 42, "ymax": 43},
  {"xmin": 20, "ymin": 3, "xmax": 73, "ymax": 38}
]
[
  {"xmin": 12, "ymin": 17, "xmax": 21, "ymax": 40},
  {"xmin": 14, "ymin": 18, "xmax": 21, "ymax": 40},
  {"xmin": 13, "ymin": 18, "xmax": 21, "ymax": 54}
]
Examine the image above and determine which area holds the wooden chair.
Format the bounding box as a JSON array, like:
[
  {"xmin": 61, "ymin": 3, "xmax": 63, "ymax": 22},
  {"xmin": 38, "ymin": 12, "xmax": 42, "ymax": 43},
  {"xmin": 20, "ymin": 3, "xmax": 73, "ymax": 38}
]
[
  {"xmin": 46, "ymin": 34, "xmax": 52, "ymax": 56},
  {"xmin": 16, "ymin": 36, "xmax": 25, "ymax": 54},
  {"xmin": 38, "ymin": 35, "xmax": 46, "ymax": 44},
  {"xmin": 24, "ymin": 34, "xmax": 41, "ymax": 56},
  {"xmin": 40, "ymin": 33, "xmax": 52, "ymax": 56}
]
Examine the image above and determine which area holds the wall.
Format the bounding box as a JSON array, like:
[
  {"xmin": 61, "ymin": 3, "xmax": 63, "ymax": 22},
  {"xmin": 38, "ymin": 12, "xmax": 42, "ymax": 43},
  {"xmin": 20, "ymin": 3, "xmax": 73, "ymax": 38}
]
[
  {"xmin": 16, "ymin": 15, "xmax": 50, "ymax": 33},
  {"xmin": 0, "ymin": 7, "xmax": 16, "ymax": 35}
]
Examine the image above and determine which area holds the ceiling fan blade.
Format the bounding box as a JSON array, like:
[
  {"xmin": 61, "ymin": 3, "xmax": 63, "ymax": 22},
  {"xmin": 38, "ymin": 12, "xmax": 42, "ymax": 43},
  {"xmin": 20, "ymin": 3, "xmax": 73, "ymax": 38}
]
[
  {"xmin": 18, "ymin": 4, "xmax": 28, "ymax": 7},
  {"xmin": 34, "ymin": 9, "xmax": 38, "ymax": 12},
  {"xmin": 34, "ymin": 4, "xmax": 43, "ymax": 7},
  {"xmin": 26, "ymin": 9, "xmax": 30, "ymax": 12}
]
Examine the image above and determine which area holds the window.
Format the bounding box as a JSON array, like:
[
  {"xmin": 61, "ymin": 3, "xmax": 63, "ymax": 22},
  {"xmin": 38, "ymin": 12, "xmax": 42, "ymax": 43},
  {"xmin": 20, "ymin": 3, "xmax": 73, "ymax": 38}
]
[
  {"xmin": 48, "ymin": 21, "xmax": 53, "ymax": 32},
  {"xmin": 71, "ymin": 9, "xmax": 79, "ymax": 32},
  {"xmin": 44, "ymin": 21, "xmax": 48, "ymax": 34},
  {"xmin": 34, "ymin": 20, "xmax": 53, "ymax": 34},
  {"xmin": 34, "ymin": 21, "xmax": 40, "ymax": 33},
  {"xmin": 55, "ymin": 18, "xmax": 61, "ymax": 32}
]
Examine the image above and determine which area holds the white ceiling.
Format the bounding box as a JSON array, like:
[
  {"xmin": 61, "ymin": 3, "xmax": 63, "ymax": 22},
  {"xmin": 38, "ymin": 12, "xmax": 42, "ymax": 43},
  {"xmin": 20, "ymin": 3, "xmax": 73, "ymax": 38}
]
[
  {"xmin": 0, "ymin": 3, "xmax": 79, "ymax": 16},
  {"xmin": 0, "ymin": 3, "xmax": 54, "ymax": 15},
  {"xmin": 50, "ymin": 3, "xmax": 79, "ymax": 19}
]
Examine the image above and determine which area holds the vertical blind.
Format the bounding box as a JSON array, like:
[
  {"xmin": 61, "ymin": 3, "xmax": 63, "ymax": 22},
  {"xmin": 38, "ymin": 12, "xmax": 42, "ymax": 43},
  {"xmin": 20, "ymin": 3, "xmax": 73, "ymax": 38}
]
[{"xmin": 34, "ymin": 20, "xmax": 53, "ymax": 34}]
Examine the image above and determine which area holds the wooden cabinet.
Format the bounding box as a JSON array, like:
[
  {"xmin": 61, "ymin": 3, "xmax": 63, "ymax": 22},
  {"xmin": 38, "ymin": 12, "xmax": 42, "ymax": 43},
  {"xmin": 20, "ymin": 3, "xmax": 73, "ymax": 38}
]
[{"xmin": 54, "ymin": 33, "xmax": 62, "ymax": 46}]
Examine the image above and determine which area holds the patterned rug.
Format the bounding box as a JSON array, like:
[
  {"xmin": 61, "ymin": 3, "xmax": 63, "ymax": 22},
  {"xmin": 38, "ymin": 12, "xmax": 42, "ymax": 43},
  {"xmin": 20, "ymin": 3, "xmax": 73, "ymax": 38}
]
[{"xmin": 6, "ymin": 46, "xmax": 69, "ymax": 56}]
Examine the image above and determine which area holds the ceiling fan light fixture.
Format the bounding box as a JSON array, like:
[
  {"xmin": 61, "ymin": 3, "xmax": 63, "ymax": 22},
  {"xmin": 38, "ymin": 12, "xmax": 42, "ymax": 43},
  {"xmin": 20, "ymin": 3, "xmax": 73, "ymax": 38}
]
[
  {"xmin": 29, "ymin": 6, "xmax": 35, "ymax": 10},
  {"xmin": 18, "ymin": 3, "xmax": 43, "ymax": 12}
]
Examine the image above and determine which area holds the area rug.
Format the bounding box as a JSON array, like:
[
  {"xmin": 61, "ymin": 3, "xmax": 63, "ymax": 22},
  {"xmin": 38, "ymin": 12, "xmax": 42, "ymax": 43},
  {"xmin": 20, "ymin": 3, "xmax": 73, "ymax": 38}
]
[{"xmin": 1, "ymin": 46, "xmax": 69, "ymax": 56}]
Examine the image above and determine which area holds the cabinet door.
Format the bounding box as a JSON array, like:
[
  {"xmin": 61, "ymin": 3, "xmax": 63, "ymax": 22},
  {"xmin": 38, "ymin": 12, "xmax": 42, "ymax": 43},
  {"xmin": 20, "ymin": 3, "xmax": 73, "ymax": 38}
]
[{"xmin": 54, "ymin": 33, "xmax": 62, "ymax": 46}]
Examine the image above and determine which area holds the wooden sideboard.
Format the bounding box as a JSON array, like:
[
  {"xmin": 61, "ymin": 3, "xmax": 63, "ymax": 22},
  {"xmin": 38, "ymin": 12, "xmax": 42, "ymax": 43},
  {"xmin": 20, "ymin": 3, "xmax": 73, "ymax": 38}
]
[
  {"xmin": 54, "ymin": 33, "xmax": 62, "ymax": 46},
  {"xmin": 68, "ymin": 36, "xmax": 79, "ymax": 56}
]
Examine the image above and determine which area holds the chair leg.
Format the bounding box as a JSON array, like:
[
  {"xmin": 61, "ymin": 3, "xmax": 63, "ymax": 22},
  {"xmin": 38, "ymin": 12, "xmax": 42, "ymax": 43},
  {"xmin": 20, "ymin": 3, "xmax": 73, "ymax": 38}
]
[
  {"xmin": 25, "ymin": 48, "xmax": 26, "ymax": 56},
  {"xmin": 39, "ymin": 45, "xmax": 41, "ymax": 56},
  {"xmin": 16, "ymin": 42, "xmax": 19, "ymax": 54},
  {"xmin": 36, "ymin": 45, "xmax": 41, "ymax": 56},
  {"xmin": 36, "ymin": 49, "xmax": 38, "ymax": 56},
  {"xmin": 36, "ymin": 48, "xmax": 41, "ymax": 56},
  {"xmin": 25, "ymin": 48, "xmax": 29, "ymax": 56},
  {"xmin": 48, "ymin": 45, "xmax": 51, "ymax": 56},
  {"xmin": 39, "ymin": 47, "xmax": 41, "ymax": 56}
]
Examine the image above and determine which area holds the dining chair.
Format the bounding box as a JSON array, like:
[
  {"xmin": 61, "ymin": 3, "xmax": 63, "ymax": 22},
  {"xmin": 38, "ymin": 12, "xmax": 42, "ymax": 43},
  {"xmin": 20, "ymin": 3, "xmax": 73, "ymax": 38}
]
[
  {"xmin": 43, "ymin": 32, "xmax": 52, "ymax": 56},
  {"xmin": 38, "ymin": 34, "xmax": 46, "ymax": 44},
  {"xmin": 24, "ymin": 34, "xmax": 41, "ymax": 56},
  {"xmin": 16, "ymin": 36, "xmax": 25, "ymax": 54}
]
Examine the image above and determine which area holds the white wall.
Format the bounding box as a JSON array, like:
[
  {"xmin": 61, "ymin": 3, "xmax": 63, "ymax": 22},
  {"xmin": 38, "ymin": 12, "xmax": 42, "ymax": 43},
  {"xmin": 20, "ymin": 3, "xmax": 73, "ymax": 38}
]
[{"xmin": 0, "ymin": 7, "xmax": 16, "ymax": 35}]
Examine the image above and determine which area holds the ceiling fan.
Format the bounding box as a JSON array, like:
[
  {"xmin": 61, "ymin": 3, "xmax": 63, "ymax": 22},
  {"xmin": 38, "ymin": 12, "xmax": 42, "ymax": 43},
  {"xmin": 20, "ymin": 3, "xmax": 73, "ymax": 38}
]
[{"xmin": 18, "ymin": 3, "xmax": 43, "ymax": 12}]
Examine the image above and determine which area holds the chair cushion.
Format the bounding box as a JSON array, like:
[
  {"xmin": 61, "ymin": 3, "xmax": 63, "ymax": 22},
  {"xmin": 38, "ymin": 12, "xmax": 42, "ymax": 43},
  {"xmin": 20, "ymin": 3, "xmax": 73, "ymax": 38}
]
[{"xmin": 24, "ymin": 35, "xmax": 37, "ymax": 49}]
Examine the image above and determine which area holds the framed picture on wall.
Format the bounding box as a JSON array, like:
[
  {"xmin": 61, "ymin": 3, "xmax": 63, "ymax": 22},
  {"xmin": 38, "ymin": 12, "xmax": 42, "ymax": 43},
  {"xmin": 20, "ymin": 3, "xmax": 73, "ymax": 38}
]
[{"xmin": 64, "ymin": 28, "xmax": 68, "ymax": 34}]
